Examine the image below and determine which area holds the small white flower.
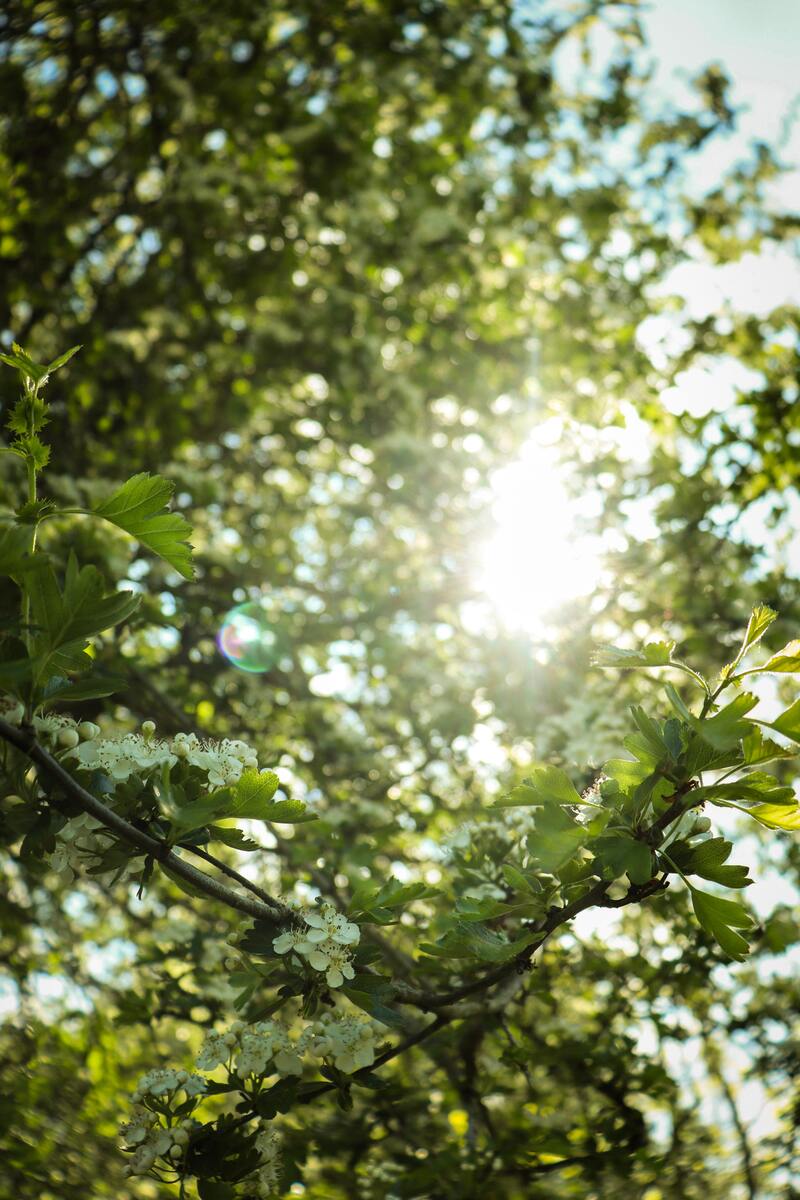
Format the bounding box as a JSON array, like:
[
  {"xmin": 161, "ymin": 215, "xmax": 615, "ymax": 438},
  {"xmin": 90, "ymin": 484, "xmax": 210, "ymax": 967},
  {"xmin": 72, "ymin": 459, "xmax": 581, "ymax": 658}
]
[
  {"xmin": 272, "ymin": 929, "xmax": 303, "ymax": 955},
  {"xmin": 196, "ymin": 1031, "xmax": 230, "ymax": 1070},
  {"xmin": 136, "ymin": 1067, "xmax": 180, "ymax": 1096},
  {"xmin": 182, "ymin": 1073, "xmax": 207, "ymax": 1097}
]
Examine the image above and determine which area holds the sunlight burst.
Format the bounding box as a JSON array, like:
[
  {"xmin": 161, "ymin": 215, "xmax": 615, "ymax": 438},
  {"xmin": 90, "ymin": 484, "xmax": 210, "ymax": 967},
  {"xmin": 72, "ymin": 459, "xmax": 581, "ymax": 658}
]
[{"xmin": 476, "ymin": 424, "xmax": 603, "ymax": 633}]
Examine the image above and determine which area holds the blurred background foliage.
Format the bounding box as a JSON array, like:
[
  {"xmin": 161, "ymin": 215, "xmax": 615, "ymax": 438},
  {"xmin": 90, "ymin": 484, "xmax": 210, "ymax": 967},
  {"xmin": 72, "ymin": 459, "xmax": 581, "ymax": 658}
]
[{"xmin": 1, "ymin": 0, "xmax": 799, "ymax": 1196}]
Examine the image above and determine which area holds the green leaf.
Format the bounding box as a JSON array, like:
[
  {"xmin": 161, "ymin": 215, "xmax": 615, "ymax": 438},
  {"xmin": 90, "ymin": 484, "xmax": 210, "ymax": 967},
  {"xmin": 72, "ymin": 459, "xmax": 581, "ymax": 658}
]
[
  {"xmin": 420, "ymin": 921, "xmax": 538, "ymax": 964},
  {"xmin": 0, "ymin": 526, "xmax": 49, "ymax": 579},
  {"xmin": 258, "ymin": 797, "xmax": 315, "ymax": 822},
  {"xmin": 664, "ymin": 682, "xmax": 694, "ymax": 723},
  {"xmin": 45, "ymin": 345, "xmax": 82, "ymax": 373},
  {"xmin": 501, "ymin": 862, "xmax": 542, "ymax": 894},
  {"xmin": 494, "ymin": 764, "xmax": 581, "ymax": 808},
  {"xmin": 0, "ymin": 343, "xmax": 50, "ymax": 384},
  {"xmin": 747, "ymin": 803, "xmax": 800, "ymax": 830},
  {"xmin": 227, "ymin": 769, "xmax": 278, "ymax": 817},
  {"xmin": 454, "ymin": 894, "xmax": 543, "ymax": 922},
  {"xmin": 207, "ymin": 825, "xmax": 262, "ymax": 851},
  {"xmin": 16, "ymin": 433, "xmax": 50, "ymax": 470},
  {"xmin": 742, "ymin": 603, "xmax": 778, "ymax": 652},
  {"xmin": 690, "ymin": 886, "xmax": 752, "ymax": 960},
  {"xmin": 91, "ymin": 473, "xmax": 194, "ymax": 579},
  {"xmin": 742, "ymin": 726, "xmax": 796, "ymax": 765},
  {"xmin": 591, "ymin": 835, "xmax": 654, "ymax": 884},
  {"xmin": 756, "ymin": 639, "xmax": 800, "ymax": 674},
  {"xmin": 693, "ymin": 772, "xmax": 796, "ymax": 809},
  {"xmin": 39, "ymin": 671, "xmax": 127, "ymax": 704},
  {"xmin": 163, "ymin": 770, "xmax": 304, "ymax": 836},
  {"xmin": 341, "ymin": 986, "xmax": 408, "ymax": 1030},
  {"xmin": 592, "ymin": 640, "xmax": 676, "ymax": 669},
  {"xmin": 525, "ymin": 800, "xmax": 589, "ymax": 873},
  {"xmin": 666, "ymin": 837, "xmax": 751, "ymax": 888},
  {"xmin": 28, "ymin": 557, "xmax": 140, "ymax": 679},
  {"xmin": 768, "ymin": 698, "xmax": 800, "ymax": 744},
  {"xmin": 372, "ymin": 878, "xmax": 439, "ymax": 908},
  {"xmin": 694, "ymin": 693, "xmax": 758, "ymax": 750}
]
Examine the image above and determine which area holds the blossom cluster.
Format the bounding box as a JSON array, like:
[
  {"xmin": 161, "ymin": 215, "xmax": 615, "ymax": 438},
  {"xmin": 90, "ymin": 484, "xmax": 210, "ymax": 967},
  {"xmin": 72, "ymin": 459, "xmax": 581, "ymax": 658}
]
[
  {"xmin": 121, "ymin": 1013, "xmax": 384, "ymax": 1189},
  {"xmin": 132, "ymin": 1067, "xmax": 207, "ymax": 1101},
  {"xmin": 0, "ymin": 699, "xmax": 265, "ymax": 793},
  {"xmin": 197, "ymin": 1019, "xmax": 307, "ymax": 1077},
  {"xmin": 272, "ymin": 901, "xmax": 361, "ymax": 988},
  {"xmin": 0, "ymin": 700, "xmax": 273, "ymax": 883},
  {"xmin": 120, "ymin": 1069, "xmax": 207, "ymax": 1176},
  {"xmin": 73, "ymin": 726, "xmax": 261, "ymax": 788},
  {"xmin": 195, "ymin": 1010, "xmax": 384, "ymax": 1079},
  {"xmin": 308, "ymin": 1010, "xmax": 383, "ymax": 1074},
  {"xmin": 0, "ymin": 697, "xmax": 99, "ymax": 750},
  {"xmin": 119, "ymin": 1106, "xmax": 194, "ymax": 1175}
]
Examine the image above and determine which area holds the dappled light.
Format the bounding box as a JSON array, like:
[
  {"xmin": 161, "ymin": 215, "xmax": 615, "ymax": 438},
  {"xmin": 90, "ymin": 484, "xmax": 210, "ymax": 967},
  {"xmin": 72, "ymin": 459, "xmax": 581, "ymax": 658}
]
[{"xmin": 2, "ymin": 2, "xmax": 800, "ymax": 1198}]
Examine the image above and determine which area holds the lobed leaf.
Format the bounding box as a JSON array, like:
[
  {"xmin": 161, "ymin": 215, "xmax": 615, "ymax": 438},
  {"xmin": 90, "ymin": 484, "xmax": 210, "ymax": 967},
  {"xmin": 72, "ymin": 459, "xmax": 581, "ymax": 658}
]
[
  {"xmin": 92, "ymin": 472, "xmax": 194, "ymax": 579},
  {"xmin": 690, "ymin": 886, "xmax": 752, "ymax": 960}
]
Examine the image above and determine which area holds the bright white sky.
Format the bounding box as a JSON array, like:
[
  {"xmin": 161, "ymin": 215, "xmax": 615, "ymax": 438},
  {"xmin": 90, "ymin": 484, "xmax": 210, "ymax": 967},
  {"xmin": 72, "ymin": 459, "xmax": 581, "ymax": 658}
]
[{"xmin": 644, "ymin": 0, "xmax": 800, "ymax": 323}]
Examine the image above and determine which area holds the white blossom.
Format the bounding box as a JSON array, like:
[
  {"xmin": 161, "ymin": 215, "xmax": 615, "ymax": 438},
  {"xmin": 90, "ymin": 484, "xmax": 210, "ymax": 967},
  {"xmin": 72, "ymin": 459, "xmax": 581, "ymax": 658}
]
[
  {"xmin": 120, "ymin": 1109, "xmax": 197, "ymax": 1176},
  {"xmin": 254, "ymin": 1126, "xmax": 282, "ymax": 1196},
  {"xmin": 73, "ymin": 732, "xmax": 176, "ymax": 782},
  {"xmin": 307, "ymin": 1011, "xmax": 383, "ymax": 1075},
  {"xmin": 132, "ymin": 1067, "xmax": 206, "ymax": 1101},
  {"xmin": 272, "ymin": 902, "xmax": 360, "ymax": 988},
  {"xmin": 196, "ymin": 1030, "xmax": 231, "ymax": 1071},
  {"xmin": 172, "ymin": 731, "xmax": 260, "ymax": 787}
]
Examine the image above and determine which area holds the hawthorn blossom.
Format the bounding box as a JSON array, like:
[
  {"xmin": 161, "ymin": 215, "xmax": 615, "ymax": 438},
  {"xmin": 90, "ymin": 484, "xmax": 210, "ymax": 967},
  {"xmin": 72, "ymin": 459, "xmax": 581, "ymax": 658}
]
[
  {"xmin": 254, "ymin": 1126, "xmax": 282, "ymax": 1196},
  {"xmin": 196, "ymin": 1020, "xmax": 306, "ymax": 1079},
  {"xmin": 272, "ymin": 902, "xmax": 360, "ymax": 988},
  {"xmin": 308, "ymin": 1011, "xmax": 383, "ymax": 1074},
  {"xmin": 119, "ymin": 1108, "xmax": 195, "ymax": 1176},
  {"xmin": 132, "ymin": 1067, "xmax": 206, "ymax": 1102}
]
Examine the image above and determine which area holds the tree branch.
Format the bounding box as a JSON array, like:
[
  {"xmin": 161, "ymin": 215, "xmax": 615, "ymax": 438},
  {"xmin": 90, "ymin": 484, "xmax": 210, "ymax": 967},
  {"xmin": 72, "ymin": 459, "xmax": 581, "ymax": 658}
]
[{"xmin": 0, "ymin": 717, "xmax": 291, "ymax": 923}]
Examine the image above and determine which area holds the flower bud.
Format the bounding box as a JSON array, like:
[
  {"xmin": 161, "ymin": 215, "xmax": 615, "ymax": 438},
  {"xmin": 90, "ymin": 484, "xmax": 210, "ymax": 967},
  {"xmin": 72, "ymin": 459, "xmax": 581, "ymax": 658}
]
[
  {"xmin": 172, "ymin": 1128, "xmax": 189, "ymax": 1146},
  {"xmin": 693, "ymin": 816, "xmax": 712, "ymax": 833},
  {"xmin": 141, "ymin": 720, "xmax": 156, "ymax": 739},
  {"xmin": 58, "ymin": 728, "xmax": 80, "ymax": 749},
  {"xmin": 78, "ymin": 721, "xmax": 100, "ymax": 741}
]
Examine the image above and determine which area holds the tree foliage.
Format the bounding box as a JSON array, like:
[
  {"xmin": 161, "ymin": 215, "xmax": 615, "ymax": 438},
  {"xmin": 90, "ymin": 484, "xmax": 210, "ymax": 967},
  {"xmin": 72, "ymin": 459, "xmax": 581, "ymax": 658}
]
[{"xmin": 2, "ymin": 2, "xmax": 800, "ymax": 1198}]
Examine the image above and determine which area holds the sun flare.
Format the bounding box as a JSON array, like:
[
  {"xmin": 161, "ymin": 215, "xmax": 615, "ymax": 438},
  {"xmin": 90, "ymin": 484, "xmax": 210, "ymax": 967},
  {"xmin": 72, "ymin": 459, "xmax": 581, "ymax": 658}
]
[{"xmin": 476, "ymin": 425, "xmax": 603, "ymax": 633}]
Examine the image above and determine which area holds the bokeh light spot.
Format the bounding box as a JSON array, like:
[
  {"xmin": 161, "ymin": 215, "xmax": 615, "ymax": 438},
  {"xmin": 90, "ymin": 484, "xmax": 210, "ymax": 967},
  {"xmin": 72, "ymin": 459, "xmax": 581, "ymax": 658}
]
[{"xmin": 218, "ymin": 603, "xmax": 283, "ymax": 673}]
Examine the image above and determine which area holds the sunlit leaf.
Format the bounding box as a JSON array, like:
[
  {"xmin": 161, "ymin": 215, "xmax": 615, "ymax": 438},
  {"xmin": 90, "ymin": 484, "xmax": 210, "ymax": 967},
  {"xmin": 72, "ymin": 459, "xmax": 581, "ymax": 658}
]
[
  {"xmin": 690, "ymin": 886, "xmax": 752, "ymax": 960},
  {"xmin": 592, "ymin": 640, "xmax": 676, "ymax": 669},
  {"xmin": 92, "ymin": 473, "xmax": 194, "ymax": 579}
]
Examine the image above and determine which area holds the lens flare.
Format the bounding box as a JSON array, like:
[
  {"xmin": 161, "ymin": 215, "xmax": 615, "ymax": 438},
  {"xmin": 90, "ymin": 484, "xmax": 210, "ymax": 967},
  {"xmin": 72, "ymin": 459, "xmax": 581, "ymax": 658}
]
[{"xmin": 217, "ymin": 603, "xmax": 284, "ymax": 673}]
